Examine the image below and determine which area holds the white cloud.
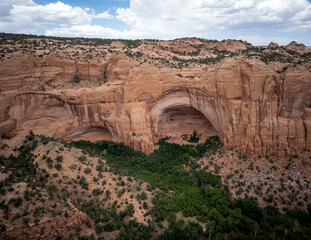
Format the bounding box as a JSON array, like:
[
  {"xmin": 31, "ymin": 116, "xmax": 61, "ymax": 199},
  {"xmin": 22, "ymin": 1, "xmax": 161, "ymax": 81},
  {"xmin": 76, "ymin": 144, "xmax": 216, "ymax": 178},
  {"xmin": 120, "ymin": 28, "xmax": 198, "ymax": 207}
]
[
  {"xmin": 0, "ymin": 1, "xmax": 13, "ymax": 17},
  {"xmin": 12, "ymin": 1, "xmax": 92, "ymax": 26},
  {"xmin": 114, "ymin": 0, "xmax": 311, "ymax": 38},
  {"xmin": 234, "ymin": 0, "xmax": 256, "ymax": 9},
  {"xmin": 93, "ymin": 11, "xmax": 114, "ymax": 19},
  {"xmin": 288, "ymin": 5, "xmax": 311, "ymax": 31},
  {"xmin": 0, "ymin": 0, "xmax": 92, "ymax": 33},
  {"xmin": 291, "ymin": 5, "xmax": 311, "ymax": 22},
  {"xmin": 0, "ymin": 0, "xmax": 311, "ymax": 45}
]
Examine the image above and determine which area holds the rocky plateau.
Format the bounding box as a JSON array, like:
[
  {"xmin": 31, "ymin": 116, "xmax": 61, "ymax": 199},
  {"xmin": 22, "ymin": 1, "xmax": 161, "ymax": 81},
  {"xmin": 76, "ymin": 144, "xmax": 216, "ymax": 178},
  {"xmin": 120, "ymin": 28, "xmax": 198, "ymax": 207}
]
[
  {"xmin": 0, "ymin": 34, "xmax": 310, "ymax": 158},
  {"xmin": 0, "ymin": 33, "xmax": 311, "ymax": 240}
]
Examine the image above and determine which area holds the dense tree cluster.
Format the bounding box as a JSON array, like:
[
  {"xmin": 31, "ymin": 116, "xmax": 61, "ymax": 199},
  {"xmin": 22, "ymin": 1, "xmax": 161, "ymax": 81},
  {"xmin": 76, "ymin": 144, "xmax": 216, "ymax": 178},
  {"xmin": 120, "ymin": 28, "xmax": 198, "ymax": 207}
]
[
  {"xmin": 0, "ymin": 132, "xmax": 310, "ymax": 239},
  {"xmin": 70, "ymin": 137, "xmax": 311, "ymax": 239}
]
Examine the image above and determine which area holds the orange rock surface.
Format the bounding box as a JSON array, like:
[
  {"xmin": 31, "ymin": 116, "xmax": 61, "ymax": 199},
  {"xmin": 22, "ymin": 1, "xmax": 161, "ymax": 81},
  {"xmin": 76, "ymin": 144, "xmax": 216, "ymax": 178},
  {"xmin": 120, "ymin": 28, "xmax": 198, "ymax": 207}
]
[{"xmin": 0, "ymin": 37, "xmax": 310, "ymax": 157}]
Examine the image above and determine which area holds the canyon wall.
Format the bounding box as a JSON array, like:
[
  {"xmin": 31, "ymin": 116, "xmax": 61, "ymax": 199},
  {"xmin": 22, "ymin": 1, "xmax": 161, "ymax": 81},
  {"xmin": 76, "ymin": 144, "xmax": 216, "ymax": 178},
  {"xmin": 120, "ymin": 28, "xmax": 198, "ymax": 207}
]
[{"xmin": 0, "ymin": 53, "xmax": 310, "ymax": 157}]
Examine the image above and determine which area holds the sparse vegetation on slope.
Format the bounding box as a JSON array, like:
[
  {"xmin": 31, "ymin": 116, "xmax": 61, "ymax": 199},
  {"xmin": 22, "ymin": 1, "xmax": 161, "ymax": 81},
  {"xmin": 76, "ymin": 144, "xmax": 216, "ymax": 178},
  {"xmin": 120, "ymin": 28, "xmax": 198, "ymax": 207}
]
[
  {"xmin": 1, "ymin": 32, "xmax": 311, "ymax": 239},
  {"xmin": 1, "ymin": 32, "xmax": 309, "ymax": 68},
  {"xmin": 70, "ymin": 136, "xmax": 311, "ymax": 240},
  {"xmin": 0, "ymin": 133, "xmax": 310, "ymax": 239}
]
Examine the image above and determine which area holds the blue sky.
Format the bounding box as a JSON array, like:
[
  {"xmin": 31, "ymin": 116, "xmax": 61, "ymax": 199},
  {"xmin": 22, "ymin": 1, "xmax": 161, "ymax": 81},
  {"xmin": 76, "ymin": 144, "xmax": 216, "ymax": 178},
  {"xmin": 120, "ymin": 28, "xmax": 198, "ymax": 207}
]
[
  {"xmin": 34, "ymin": 0, "xmax": 131, "ymax": 33},
  {"xmin": 0, "ymin": 0, "xmax": 311, "ymax": 45}
]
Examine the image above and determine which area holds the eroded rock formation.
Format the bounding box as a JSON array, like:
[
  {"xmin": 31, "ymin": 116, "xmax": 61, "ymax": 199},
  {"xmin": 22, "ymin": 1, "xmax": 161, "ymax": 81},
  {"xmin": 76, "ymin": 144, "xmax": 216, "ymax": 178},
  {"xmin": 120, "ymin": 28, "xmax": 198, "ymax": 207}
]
[{"xmin": 0, "ymin": 38, "xmax": 310, "ymax": 157}]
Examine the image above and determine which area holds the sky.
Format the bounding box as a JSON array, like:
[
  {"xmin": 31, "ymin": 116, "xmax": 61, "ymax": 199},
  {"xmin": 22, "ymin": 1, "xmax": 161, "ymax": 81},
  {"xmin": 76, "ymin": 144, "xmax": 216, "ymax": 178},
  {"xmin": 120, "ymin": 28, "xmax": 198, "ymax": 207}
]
[{"xmin": 0, "ymin": 0, "xmax": 311, "ymax": 45}]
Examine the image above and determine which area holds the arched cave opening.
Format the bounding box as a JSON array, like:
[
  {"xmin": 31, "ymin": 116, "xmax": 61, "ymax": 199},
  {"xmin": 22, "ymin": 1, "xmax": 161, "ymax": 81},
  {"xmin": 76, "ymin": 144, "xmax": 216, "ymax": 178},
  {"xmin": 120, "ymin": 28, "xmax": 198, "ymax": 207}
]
[
  {"xmin": 156, "ymin": 106, "xmax": 218, "ymax": 144},
  {"xmin": 64, "ymin": 126, "xmax": 113, "ymax": 142},
  {"xmin": 7, "ymin": 94, "xmax": 115, "ymax": 143}
]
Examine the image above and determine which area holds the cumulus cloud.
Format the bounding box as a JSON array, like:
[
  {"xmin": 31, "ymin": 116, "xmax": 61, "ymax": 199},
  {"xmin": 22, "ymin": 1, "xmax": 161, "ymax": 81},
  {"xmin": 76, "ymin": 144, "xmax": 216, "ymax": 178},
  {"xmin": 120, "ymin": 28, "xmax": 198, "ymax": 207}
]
[
  {"xmin": 0, "ymin": 0, "xmax": 91, "ymax": 33},
  {"xmin": 288, "ymin": 5, "xmax": 311, "ymax": 31},
  {"xmin": 12, "ymin": 2, "xmax": 92, "ymax": 26},
  {"xmin": 93, "ymin": 11, "xmax": 114, "ymax": 19},
  {"xmin": 0, "ymin": 1, "xmax": 14, "ymax": 18},
  {"xmin": 114, "ymin": 0, "xmax": 311, "ymax": 38},
  {"xmin": 0, "ymin": 0, "xmax": 311, "ymax": 44}
]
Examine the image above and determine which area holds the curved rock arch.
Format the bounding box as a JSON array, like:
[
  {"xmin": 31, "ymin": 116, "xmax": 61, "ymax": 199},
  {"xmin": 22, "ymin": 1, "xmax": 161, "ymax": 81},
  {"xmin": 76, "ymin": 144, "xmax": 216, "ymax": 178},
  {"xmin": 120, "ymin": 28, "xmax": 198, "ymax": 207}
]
[
  {"xmin": 7, "ymin": 93, "xmax": 119, "ymax": 142},
  {"xmin": 150, "ymin": 88, "xmax": 229, "ymax": 142}
]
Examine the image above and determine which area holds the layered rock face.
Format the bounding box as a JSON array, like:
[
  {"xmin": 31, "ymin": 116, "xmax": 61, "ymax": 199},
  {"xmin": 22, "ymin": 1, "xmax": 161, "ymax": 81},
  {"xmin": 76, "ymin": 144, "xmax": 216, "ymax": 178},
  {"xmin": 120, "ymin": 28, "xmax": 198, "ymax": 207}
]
[{"xmin": 0, "ymin": 40, "xmax": 310, "ymax": 157}]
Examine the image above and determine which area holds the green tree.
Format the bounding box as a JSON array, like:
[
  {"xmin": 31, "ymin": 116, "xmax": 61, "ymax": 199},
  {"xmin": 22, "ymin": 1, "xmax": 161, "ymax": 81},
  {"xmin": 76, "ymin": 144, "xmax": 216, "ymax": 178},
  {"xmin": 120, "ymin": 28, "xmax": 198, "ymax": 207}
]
[{"xmin": 74, "ymin": 75, "xmax": 80, "ymax": 83}]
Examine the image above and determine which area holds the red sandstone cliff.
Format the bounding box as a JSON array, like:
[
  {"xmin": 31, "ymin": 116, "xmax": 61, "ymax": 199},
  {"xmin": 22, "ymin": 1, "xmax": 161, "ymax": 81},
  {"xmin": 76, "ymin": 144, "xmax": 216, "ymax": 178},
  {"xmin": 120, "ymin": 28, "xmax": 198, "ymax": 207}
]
[{"xmin": 0, "ymin": 37, "xmax": 310, "ymax": 157}]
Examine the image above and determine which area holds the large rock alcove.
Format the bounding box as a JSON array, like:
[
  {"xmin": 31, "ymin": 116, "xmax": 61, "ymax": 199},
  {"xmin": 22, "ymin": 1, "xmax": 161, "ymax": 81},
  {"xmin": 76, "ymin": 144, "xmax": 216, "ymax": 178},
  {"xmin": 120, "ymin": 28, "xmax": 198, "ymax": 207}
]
[
  {"xmin": 156, "ymin": 106, "xmax": 217, "ymax": 143},
  {"xmin": 6, "ymin": 93, "xmax": 115, "ymax": 142},
  {"xmin": 150, "ymin": 89, "xmax": 229, "ymax": 144}
]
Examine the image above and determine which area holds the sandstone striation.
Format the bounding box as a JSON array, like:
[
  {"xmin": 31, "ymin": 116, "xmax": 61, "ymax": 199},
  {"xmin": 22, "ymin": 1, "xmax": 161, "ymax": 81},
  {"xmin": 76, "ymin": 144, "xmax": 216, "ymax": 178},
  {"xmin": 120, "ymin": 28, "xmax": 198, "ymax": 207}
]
[{"xmin": 0, "ymin": 36, "xmax": 310, "ymax": 157}]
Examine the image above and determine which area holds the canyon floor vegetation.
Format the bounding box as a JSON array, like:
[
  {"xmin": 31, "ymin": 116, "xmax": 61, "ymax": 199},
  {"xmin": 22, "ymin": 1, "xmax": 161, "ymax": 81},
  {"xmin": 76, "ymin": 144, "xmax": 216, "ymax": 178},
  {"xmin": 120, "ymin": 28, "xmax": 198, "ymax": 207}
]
[{"xmin": 0, "ymin": 131, "xmax": 310, "ymax": 239}]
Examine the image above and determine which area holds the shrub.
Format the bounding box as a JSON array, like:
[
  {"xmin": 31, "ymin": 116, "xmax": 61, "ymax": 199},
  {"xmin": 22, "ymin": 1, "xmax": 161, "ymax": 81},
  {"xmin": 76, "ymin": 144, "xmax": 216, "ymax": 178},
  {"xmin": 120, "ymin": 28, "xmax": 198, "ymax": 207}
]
[
  {"xmin": 92, "ymin": 188, "xmax": 102, "ymax": 196},
  {"xmin": 137, "ymin": 191, "xmax": 147, "ymax": 201},
  {"xmin": 55, "ymin": 163, "xmax": 62, "ymax": 171},
  {"xmin": 74, "ymin": 75, "xmax": 80, "ymax": 83},
  {"xmin": 9, "ymin": 197, "xmax": 23, "ymax": 207},
  {"xmin": 143, "ymin": 202, "xmax": 149, "ymax": 209},
  {"xmin": 78, "ymin": 155, "xmax": 87, "ymax": 162},
  {"xmin": 188, "ymin": 131, "xmax": 200, "ymax": 143},
  {"xmin": 79, "ymin": 176, "xmax": 88, "ymax": 190},
  {"xmin": 56, "ymin": 156, "xmax": 63, "ymax": 162},
  {"xmin": 84, "ymin": 168, "xmax": 91, "ymax": 174}
]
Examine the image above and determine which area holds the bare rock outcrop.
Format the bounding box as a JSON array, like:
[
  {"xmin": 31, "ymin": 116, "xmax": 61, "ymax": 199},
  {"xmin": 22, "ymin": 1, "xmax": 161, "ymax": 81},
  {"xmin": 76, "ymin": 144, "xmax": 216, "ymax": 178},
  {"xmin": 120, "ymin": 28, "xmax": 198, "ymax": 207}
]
[
  {"xmin": 0, "ymin": 42, "xmax": 310, "ymax": 157},
  {"xmin": 268, "ymin": 42, "xmax": 279, "ymax": 49},
  {"xmin": 285, "ymin": 41, "xmax": 310, "ymax": 54},
  {"xmin": 218, "ymin": 39, "xmax": 250, "ymax": 52}
]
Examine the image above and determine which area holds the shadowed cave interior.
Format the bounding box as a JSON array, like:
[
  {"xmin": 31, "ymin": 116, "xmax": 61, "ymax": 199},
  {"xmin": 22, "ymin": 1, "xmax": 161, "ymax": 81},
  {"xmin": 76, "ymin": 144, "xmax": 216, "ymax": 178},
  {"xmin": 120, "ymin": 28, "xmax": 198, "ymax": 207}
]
[{"xmin": 156, "ymin": 106, "xmax": 218, "ymax": 143}]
